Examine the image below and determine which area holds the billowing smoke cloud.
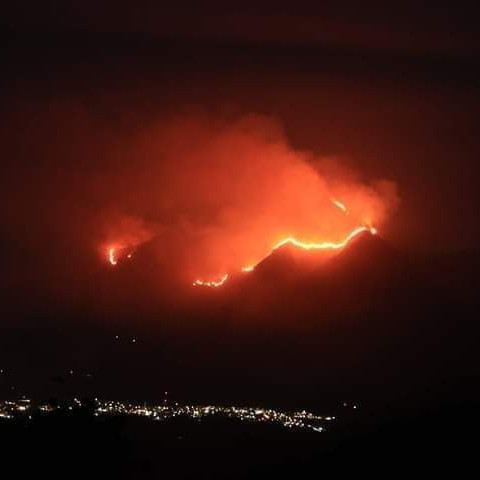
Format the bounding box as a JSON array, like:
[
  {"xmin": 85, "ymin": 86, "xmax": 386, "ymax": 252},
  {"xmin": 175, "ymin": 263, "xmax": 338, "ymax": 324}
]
[
  {"xmin": 102, "ymin": 112, "xmax": 399, "ymax": 281},
  {"xmin": 2, "ymin": 103, "xmax": 399, "ymax": 310}
]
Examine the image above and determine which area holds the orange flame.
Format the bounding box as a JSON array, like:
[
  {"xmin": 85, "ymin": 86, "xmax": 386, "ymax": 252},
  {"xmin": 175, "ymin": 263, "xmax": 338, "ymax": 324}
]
[
  {"xmin": 271, "ymin": 225, "xmax": 374, "ymax": 252},
  {"xmin": 108, "ymin": 247, "xmax": 118, "ymax": 266},
  {"xmin": 241, "ymin": 265, "xmax": 255, "ymax": 273},
  {"xmin": 105, "ymin": 200, "xmax": 378, "ymax": 288},
  {"xmin": 106, "ymin": 245, "xmax": 136, "ymax": 266},
  {"xmin": 192, "ymin": 274, "xmax": 229, "ymax": 288},
  {"xmin": 193, "ymin": 224, "xmax": 376, "ymax": 287}
]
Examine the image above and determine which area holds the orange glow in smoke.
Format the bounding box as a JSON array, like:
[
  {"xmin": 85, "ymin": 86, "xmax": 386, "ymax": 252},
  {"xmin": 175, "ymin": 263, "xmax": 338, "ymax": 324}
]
[
  {"xmin": 105, "ymin": 198, "xmax": 380, "ymax": 288},
  {"xmin": 193, "ymin": 222, "xmax": 377, "ymax": 287},
  {"xmin": 101, "ymin": 114, "xmax": 399, "ymax": 293},
  {"xmin": 193, "ymin": 199, "xmax": 378, "ymax": 287}
]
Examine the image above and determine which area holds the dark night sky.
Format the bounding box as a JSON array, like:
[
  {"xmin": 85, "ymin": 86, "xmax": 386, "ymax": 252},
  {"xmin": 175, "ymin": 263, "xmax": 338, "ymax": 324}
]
[{"xmin": 2, "ymin": 3, "xmax": 480, "ymax": 56}]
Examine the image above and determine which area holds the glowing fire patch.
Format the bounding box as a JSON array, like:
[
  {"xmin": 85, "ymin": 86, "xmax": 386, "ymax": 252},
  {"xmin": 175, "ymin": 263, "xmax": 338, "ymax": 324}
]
[
  {"xmin": 271, "ymin": 225, "xmax": 374, "ymax": 252},
  {"xmin": 108, "ymin": 247, "xmax": 118, "ymax": 266},
  {"xmin": 192, "ymin": 274, "xmax": 229, "ymax": 288},
  {"xmin": 106, "ymin": 246, "xmax": 135, "ymax": 266},
  {"xmin": 105, "ymin": 199, "xmax": 377, "ymax": 287},
  {"xmin": 193, "ymin": 224, "xmax": 376, "ymax": 287},
  {"xmin": 241, "ymin": 265, "xmax": 255, "ymax": 273}
]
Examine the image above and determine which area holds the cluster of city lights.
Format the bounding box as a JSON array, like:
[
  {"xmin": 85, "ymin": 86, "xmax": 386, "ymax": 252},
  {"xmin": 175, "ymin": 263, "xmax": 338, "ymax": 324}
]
[
  {"xmin": 0, "ymin": 398, "xmax": 33, "ymax": 419},
  {"xmin": 96, "ymin": 400, "xmax": 331, "ymax": 432},
  {"xmin": 0, "ymin": 398, "xmax": 333, "ymax": 433}
]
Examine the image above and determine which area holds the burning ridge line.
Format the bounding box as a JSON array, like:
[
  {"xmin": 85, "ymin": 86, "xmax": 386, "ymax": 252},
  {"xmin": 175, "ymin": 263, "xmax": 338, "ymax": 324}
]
[{"xmin": 193, "ymin": 200, "xmax": 377, "ymax": 288}]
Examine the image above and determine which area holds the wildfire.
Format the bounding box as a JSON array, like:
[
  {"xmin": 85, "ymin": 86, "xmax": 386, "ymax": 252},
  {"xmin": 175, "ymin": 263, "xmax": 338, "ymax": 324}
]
[
  {"xmin": 105, "ymin": 199, "xmax": 378, "ymax": 287},
  {"xmin": 108, "ymin": 247, "xmax": 118, "ymax": 266},
  {"xmin": 193, "ymin": 224, "xmax": 377, "ymax": 287},
  {"xmin": 191, "ymin": 197, "xmax": 378, "ymax": 287},
  {"xmin": 106, "ymin": 245, "xmax": 136, "ymax": 266},
  {"xmin": 192, "ymin": 274, "xmax": 229, "ymax": 288},
  {"xmin": 241, "ymin": 265, "xmax": 255, "ymax": 273},
  {"xmin": 271, "ymin": 225, "xmax": 374, "ymax": 252}
]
